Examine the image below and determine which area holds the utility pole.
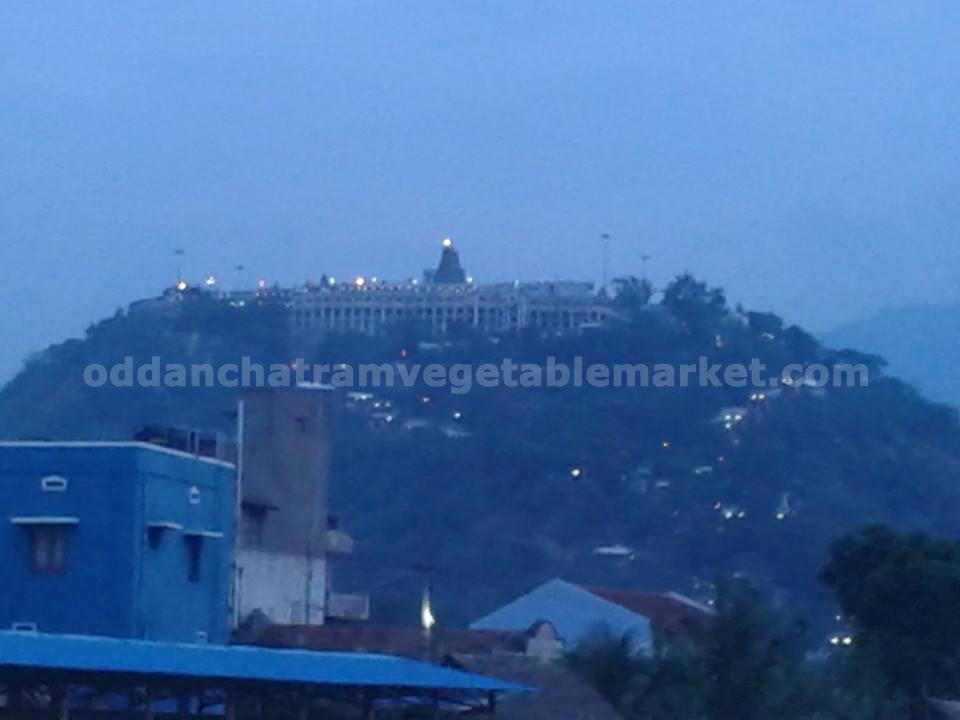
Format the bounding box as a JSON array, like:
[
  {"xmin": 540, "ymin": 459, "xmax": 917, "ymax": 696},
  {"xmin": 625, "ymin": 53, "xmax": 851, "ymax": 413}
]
[
  {"xmin": 601, "ymin": 233, "xmax": 611, "ymax": 293},
  {"xmin": 175, "ymin": 248, "xmax": 185, "ymax": 284}
]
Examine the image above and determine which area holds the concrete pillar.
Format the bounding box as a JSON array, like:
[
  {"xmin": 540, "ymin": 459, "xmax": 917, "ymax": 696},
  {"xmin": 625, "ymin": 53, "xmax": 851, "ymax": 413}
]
[
  {"xmin": 51, "ymin": 686, "xmax": 69, "ymax": 720},
  {"xmin": 143, "ymin": 688, "xmax": 155, "ymax": 720},
  {"xmin": 224, "ymin": 690, "xmax": 237, "ymax": 720}
]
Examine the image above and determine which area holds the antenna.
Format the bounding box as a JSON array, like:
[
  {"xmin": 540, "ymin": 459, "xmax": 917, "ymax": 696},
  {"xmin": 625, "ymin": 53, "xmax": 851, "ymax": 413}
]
[
  {"xmin": 601, "ymin": 233, "xmax": 611, "ymax": 292},
  {"xmin": 641, "ymin": 253, "xmax": 652, "ymax": 283},
  {"xmin": 174, "ymin": 248, "xmax": 185, "ymax": 284}
]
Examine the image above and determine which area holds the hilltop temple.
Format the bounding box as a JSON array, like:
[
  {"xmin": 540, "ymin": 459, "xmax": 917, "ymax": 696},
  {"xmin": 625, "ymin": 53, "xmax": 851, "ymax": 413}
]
[{"xmin": 162, "ymin": 238, "xmax": 615, "ymax": 337}]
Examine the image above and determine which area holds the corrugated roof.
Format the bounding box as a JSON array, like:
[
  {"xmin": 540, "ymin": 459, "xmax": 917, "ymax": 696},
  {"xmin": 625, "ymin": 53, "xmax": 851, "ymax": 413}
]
[
  {"xmin": 0, "ymin": 632, "xmax": 523, "ymax": 693},
  {"xmin": 252, "ymin": 623, "xmax": 532, "ymax": 658},
  {"xmin": 470, "ymin": 579, "xmax": 653, "ymax": 649},
  {"xmin": 578, "ymin": 586, "xmax": 714, "ymax": 640}
]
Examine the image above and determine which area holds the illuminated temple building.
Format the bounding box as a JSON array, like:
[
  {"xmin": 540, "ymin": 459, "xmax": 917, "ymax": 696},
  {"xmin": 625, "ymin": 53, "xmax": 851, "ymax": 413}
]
[
  {"xmin": 281, "ymin": 239, "xmax": 615, "ymax": 336},
  {"xmin": 150, "ymin": 238, "xmax": 617, "ymax": 337}
]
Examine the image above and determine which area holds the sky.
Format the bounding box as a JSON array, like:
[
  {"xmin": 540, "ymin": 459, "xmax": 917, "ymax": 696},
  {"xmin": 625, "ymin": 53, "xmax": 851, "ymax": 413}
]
[{"xmin": 2, "ymin": 1, "xmax": 960, "ymax": 382}]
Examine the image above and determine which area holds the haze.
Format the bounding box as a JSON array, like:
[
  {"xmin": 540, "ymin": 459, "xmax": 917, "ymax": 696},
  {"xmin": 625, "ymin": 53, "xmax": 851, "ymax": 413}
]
[{"xmin": 3, "ymin": 1, "xmax": 960, "ymax": 381}]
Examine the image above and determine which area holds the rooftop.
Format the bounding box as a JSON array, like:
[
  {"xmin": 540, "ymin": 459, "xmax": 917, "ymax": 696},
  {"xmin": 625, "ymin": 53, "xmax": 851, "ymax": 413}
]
[
  {"xmin": 578, "ymin": 586, "xmax": 715, "ymax": 640},
  {"xmin": 250, "ymin": 622, "xmax": 538, "ymax": 658},
  {"xmin": 0, "ymin": 441, "xmax": 235, "ymax": 470},
  {"xmin": 0, "ymin": 631, "xmax": 523, "ymax": 694}
]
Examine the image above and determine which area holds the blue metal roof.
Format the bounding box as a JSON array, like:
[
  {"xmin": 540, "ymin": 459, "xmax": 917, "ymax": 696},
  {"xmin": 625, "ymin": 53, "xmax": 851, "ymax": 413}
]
[
  {"xmin": 0, "ymin": 632, "xmax": 524, "ymax": 693},
  {"xmin": 470, "ymin": 578, "xmax": 653, "ymax": 649}
]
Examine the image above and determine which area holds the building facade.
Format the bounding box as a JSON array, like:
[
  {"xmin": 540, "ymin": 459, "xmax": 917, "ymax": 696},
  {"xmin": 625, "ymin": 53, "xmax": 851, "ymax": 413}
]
[
  {"xmin": 285, "ymin": 241, "xmax": 615, "ymax": 336},
  {"xmin": 235, "ymin": 386, "xmax": 356, "ymax": 627},
  {"xmin": 0, "ymin": 442, "xmax": 235, "ymax": 643},
  {"xmin": 155, "ymin": 239, "xmax": 616, "ymax": 337},
  {"xmin": 287, "ymin": 277, "xmax": 613, "ymax": 336}
]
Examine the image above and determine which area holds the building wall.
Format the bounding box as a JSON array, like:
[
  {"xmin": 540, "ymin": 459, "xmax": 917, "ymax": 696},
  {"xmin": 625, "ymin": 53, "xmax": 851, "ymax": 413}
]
[
  {"xmin": 0, "ymin": 444, "xmax": 140, "ymax": 637},
  {"xmin": 0, "ymin": 443, "xmax": 234, "ymax": 643},
  {"xmin": 235, "ymin": 549, "xmax": 326, "ymax": 625},
  {"xmin": 134, "ymin": 449, "xmax": 235, "ymax": 644},
  {"xmin": 286, "ymin": 282, "xmax": 613, "ymax": 337},
  {"xmin": 236, "ymin": 388, "xmax": 332, "ymax": 626}
]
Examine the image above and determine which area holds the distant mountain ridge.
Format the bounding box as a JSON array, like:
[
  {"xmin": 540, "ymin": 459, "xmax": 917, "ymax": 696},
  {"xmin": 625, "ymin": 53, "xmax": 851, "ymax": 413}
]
[{"xmin": 823, "ymin": 303, "xmax": 960, "ymax": 407}]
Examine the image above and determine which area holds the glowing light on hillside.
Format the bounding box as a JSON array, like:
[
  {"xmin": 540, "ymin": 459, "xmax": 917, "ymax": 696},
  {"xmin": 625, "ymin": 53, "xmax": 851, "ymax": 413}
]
[
  {"xmin": 355, "ymin": 276, "xmax": 366, "ymax": 287},
  {"xmin": 204, "ymin": 275, "xmax": 216, "ymax": 287},
  {"xmin": 442, "ymin": 237, "xmax": 453, "ymax": 248},
  {"xmin": 257, "ymin": 279, "xmax": 267, "ymax": 290},
  {"xmin": 175, "ymin": 280, "xmax": 188, "ymax": 292},
  {"xmin": 570, "ymin": 467, "xmax": 583, "ymax": 479},
  {"xmin": 421, "ymin": 587, "xmax": 436, "ymax": 631}
]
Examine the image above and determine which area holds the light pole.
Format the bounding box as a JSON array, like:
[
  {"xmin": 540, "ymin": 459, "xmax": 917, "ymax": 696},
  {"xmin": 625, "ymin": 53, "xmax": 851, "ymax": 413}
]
[
  {"xmin": 174, "ymin": 248, "xmax": 185, "ymax": 285},
  {"xmin": 601, "ymin": 233, "xmax": 611, "ymax": 294}
]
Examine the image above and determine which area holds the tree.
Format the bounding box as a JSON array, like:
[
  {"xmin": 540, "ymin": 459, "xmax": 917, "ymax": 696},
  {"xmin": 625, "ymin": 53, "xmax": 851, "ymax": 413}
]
[
  {"xmin": 821, "ymin": 525, "xmax": 960, "ymax": 704},
  {"xmin": 700, "ymin": 578, "xmax": 809, "ymax": 720},
  {"xmin": 662, "ymin": 274, "xmax": 728, "ymax": 339},
  {"xmin": 612, "ymin": 275, "xmax": 654, "ymax": 314},
  {"xmin": 568, "ymin": 627, "xmax": 642, "ymax": 710},
  {"xmin": 745, "ymin": 310, "xmax": 785, "ymax": 338},
  {"xmin": 571, "ymin": 579, "xmax": 826, "ymax": 720}
]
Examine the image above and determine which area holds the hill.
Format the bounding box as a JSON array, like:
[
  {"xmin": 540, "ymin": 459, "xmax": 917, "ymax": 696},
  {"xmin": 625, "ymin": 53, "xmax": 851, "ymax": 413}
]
[
  {"xmin": 823, "ymin": 303, "xmax": 960, "ymax": 407},
  {"xmin": 2, "ymin": 277, "xmax": 960, "ymax": 629}
]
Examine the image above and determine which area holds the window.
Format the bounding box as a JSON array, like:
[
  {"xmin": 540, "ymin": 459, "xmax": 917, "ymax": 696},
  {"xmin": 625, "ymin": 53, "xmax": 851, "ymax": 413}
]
[
  {"xmin": 241, "ymin": 506, "xmax": 267, "ymax": 548},
  {"xmin": 186, "ymin": 536, "xmax": 202, "ymax": 583},
  {"xmin": 29, "ymin": 526, "xmax": 69, "ymax": 574}
]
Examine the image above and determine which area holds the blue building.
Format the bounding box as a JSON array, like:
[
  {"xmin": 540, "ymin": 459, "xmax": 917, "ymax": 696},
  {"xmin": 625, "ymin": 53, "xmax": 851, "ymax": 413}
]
[{"xmin": 0, "ymin": 442, "xmax": 235, "ymax": 644}]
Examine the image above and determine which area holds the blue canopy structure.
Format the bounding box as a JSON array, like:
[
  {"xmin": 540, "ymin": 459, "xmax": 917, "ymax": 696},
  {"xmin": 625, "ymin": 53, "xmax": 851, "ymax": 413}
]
[{"xmin": 0, "ymin": 631, "xmax": 526, "ymax": 717}]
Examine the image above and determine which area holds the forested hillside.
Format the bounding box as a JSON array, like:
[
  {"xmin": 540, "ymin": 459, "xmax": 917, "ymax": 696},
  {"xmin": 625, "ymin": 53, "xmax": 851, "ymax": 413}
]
[{"xmin": 3, "ymin": 276, "xmax": 958, "ymax": 627}]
